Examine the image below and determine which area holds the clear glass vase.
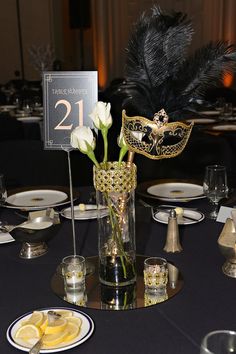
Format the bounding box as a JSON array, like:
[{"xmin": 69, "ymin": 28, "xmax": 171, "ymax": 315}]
[{"xmin": 94, "ymin": 161, "xmax": 137, "ymax": 287}]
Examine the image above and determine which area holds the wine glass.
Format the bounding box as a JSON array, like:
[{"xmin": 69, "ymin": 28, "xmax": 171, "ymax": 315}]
[
  {"xmin": 200, "ymin": 330, "xmax": 236, "ymax": 353},
  {"xmin": 203, "ymin": 165, "xmax": 228, "ymax": 219},
  {"xmin": 0, "ymin": 174, "xmax": 7, "ymax": 204}
]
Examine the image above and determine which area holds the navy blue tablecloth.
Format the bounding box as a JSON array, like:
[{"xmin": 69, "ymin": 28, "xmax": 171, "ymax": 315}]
[{"xmin": 0, "ymin": 192, "xmax": 235, "ymax": 354}]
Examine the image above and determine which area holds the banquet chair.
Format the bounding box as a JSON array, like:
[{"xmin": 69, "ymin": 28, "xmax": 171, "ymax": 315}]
[
  {"xmin": 0, "ymin": 140, "xmax": 94, "ymax": 190},
  {"xmin": 0, "ymin": 140, "xmax": 69, "ymax": 189},
  {"xmin": 0, "ymin": 114, "xmax": 24, "ymax": 141}
]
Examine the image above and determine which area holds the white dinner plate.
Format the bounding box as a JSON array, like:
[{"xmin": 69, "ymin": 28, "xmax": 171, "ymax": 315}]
[
  {"xmin": 61, "ymin": 204, "xmax": 108, "ymax": 220},
  {"xmin": 199, "ymin": 110, "xmax": 220, "ymax": 116},
  {"xmin": 152, "ymin": 209, "xmax": 205, "ymax": 225},
  {"xmin": 6, "ymin": 190, "xmax": 68, "ymax": 209},
  {"xmin": 147, "ymin": 182, "xmax": 205, "ymax": 202},
  {"xmin": 0, "ymin": 232, "xmax": 15, "ymax": 244},
  {"xmin": 185, "ymin": 118, "xmax": 216, "ymax": 124},
  {"xmin": 0, "ymin": 105, "xmax": 16, "ymax": 112},
  {"xmin": 6, "ymin": 307, "xmax": 94, "ymax": 353},
  {"xmin": 17, "ymin": 116, "xmax": 42, "ymax": 123},
  {"xmin": 211, "ymin": 124, "xmax": 236, "ymax": 131}
]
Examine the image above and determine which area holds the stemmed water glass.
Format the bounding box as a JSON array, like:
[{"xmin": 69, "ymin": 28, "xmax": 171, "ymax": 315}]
[
  {"xmin": 200, "ymin": 330, "xmax": 236, "ymax": 353},
  {"xmin": 203, "ymin": 165, "xmax": 228, "ymax": 219},
  {"xmin": 0, "ymin": 174, "xmax": 7, "ymax": 204}
]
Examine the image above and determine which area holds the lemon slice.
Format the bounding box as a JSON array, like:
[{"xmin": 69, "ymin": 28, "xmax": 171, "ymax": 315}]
[
  {"xmin": 45, "ymin": 317, "xmax": 67, "ymax": 334},
  {"xmin": 22, "ymin": 311, "xmax": 44, "ymax": 327},
  {"xmin": 40, "ymin": 316, "xmax": 48, "ymax": 332},
  {"xmin": 15, "ymin": 324, "xmax": 42, "ymax": 340},
  {"xmin": 65, "ymin": 316, "xmax": 82, "ymax": 328},
  {"xmin": 42, "ymin": 330, "xmax": 69, "ymax": 347},
  {"xmin": 64, "ymin": 322, "xmax": 80, "ymax": 342},
  {"xmin": 55, "ymin": 310, "xmax": 74, "ymax": 318}
]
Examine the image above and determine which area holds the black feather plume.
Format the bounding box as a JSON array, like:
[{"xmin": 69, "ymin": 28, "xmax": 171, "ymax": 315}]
[{"xmin": 111, "ymin": 5, "xmax": 236, "ymax": 120}]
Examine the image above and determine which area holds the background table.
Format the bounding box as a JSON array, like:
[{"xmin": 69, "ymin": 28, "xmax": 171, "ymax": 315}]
[{"xmin": 0, "ymin": 188, "xmax": 235, "ymax": 354}]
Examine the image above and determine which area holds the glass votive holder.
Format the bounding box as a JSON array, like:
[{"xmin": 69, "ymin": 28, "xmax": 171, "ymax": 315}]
[
  {"xmin": 62, "ymin": 255, "xmax": 86, "ymax": 293},
  {"xmin": 144, "ymin": 257, "xmax": 168, "ymax": 292}
]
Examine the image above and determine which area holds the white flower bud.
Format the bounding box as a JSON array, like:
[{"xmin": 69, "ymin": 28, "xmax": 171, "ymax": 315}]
[
  {"xmin": 117, "ymin": 131, "xmax": 127, "ymax": 148},
  {"xmin": 71, "ymin": 126, "xmax": 95, "ymax": 153},
  {"xmin": 89, "ymin": 101, "xmax": 112, "ymax": 129}
]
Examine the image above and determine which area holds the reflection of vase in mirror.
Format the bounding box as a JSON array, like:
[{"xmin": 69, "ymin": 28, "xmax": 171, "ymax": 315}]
[
  {"xmin": 144, "ymin": 287, "xmax": 168, "ymax": 307},
  {"xmin": 100, "ymin": 284, "xmax": 136, "ymax": 310}
]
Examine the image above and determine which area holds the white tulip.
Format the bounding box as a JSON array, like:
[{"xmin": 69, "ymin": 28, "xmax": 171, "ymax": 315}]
[
  {"xmin": 89, "ymin": 101, "xmax": 112, "ymax": 129},
  {"xmin": 71, "ymin": 126, "xmax": 95, "ymax": 153},
  {"xmin": 117, "ymin": 131, "xmax": 127, "ymax": 148}
]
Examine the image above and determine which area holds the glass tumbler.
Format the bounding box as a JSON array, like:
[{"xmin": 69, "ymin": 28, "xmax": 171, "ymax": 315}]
[
  {"xmin": 200, "ymin": 330, "xmax": 236, "ymax": 354},
  {"xmin": 144, "ymin": 257, "xmax": 168, "ymax": 292}
]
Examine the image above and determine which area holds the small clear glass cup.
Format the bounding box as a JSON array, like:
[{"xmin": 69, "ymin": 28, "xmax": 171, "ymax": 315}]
[
  {"xmin": 223, "ymin": 102, "xmax": 233, "ymax": 120},
  {"xmin": 0, "ymin": 174, "xmax": 7, "ymax": 204},
  {"xmin": 143, "ymin": 257, "xmax": 168, "ymax": 292},
  {"xmin": 62, "ymin": 255, "xmax": 86, "ymax": 294},
  {"xmin": 200, "ymin": 330, "xmax": 236, "ymax": 354}
]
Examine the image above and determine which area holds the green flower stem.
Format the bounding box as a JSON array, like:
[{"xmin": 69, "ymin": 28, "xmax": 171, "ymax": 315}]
[
  {"xmin": 87, "ymin": 150, "xmax": 100, "ymax": 168},
  {"xmin": 101, "ymin": 128, "xmax": 108, "ymax": 164},
  {"xmin": 118, "ymin": 146, "xmax": 128, "ymax": 165},
  {"xmin": 104, "ymin": 192, "xmax": 130, "ymax": 279},
  {"xmin": 123, "ymin": 291, "xmax": 128, "ymax": 310}
]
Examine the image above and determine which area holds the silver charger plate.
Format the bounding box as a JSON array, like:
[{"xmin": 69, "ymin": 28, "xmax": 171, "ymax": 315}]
[
  {"xmin": 147, "ymin": 182, "xmax": 204, "ymax": 202},
  {"xmin": 5, "ymin": 189, "xmax": 70, "ymax": 210}
]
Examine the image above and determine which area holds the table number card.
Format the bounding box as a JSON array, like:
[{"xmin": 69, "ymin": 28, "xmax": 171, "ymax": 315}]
[{"xmin": 43, "ymin": 71, "xmax": 98, "ymax": 150}]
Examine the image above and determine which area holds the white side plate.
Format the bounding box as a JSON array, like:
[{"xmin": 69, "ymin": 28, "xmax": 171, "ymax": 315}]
[
  {"xmin": 61, "ymin": 204, "xmax": 108, "ymax": 220},
  {"xmin": 6, "ymin": 307, "xmax": 94, "ymax": 353},
  {"xmin": 211, "ymin": 124, "xmax": 236, "ymax": 131},
  {"xmin": 0, "ymin": 232, "xmax": 15, "ymax": 244},
  {"xmin": 153, "ymin": 209, "xmax": 205, "ymax": 225}
]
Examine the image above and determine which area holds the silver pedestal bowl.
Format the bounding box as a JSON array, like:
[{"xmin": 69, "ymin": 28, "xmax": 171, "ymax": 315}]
[{"xmin": 10, "ymin": 212, "xmax": 61, "ymax": 259}]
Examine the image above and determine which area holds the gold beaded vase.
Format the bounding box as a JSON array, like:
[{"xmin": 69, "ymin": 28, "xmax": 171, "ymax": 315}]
[{"xmin": 94, "ymin": 161, "xmax": 137, "ymax": 287}]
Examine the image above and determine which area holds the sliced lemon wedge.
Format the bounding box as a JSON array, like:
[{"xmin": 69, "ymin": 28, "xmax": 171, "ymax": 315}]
[
  {"xmin": 64, "ymin": 322, "xmax": 80, "ymax": 342},
  {"xmin": 40, "ymin": 316, "xmax": 48, "ymax": 332},
  {"xmin": 55, "ymin": 310, "xmax": 74, "ymax": 318},
  {"xmin": 44, "ymin": 317, "xmax": 67, "ymax": 334},
  {"xmin": 15, "ymin": 324, "xmax": 42, "ymax": 340},
  {"xmin": 22, "ymin": 311, "xmax": 45, "ymax": 327},
  {"xmin": 42, "ymin": 330, "xmax": 69, "ymax": 347},
  {"xmin": 65, "ymin": 316, "xmax": 82, "ymax": 328}
]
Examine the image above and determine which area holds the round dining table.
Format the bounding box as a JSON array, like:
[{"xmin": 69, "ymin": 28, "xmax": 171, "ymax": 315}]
[{"xmin": 1, "ymin": 186, "xmax": 235, "ymax": 354}]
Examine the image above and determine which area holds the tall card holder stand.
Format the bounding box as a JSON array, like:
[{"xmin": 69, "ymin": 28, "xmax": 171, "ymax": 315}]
[
  {"xmin": 62, "ymin": 145, "xmax": 77, "ymax": 255},
  {"xmin": 43, "ymin": 70, "xmax": 98, "ymax": 274}
]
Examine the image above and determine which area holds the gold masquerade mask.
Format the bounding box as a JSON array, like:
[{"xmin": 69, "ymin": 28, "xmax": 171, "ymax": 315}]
[{"xmin": 122, "ymin": 109, "xmax": 193, "ymax": 160}]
